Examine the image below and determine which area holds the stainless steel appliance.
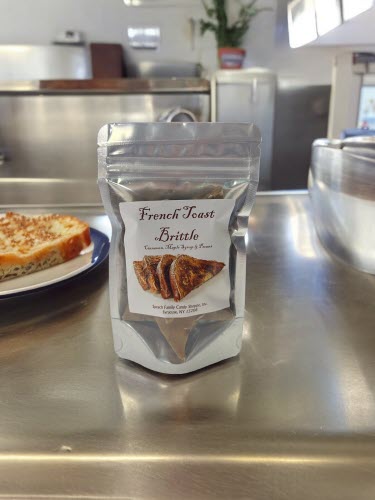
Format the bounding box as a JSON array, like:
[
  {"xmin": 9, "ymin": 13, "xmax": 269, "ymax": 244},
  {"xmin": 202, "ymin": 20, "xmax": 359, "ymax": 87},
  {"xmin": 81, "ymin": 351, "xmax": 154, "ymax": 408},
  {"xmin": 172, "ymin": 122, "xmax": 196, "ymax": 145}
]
[
  {"xmin": 211, "ymin": 68, "xmax": 276, "ymax": 190},
  {"xmin": 126, "ymin": 60, "xmax": 201, "ymax": 78},
  {"xmin": 271, "ymin": 80, "xmax": 331, "ymax": 190},
  {"xmin": 0, "ymin": 79, "xmax": 210, "ymax": 204},
  {"xmin": 0, "ymin": 45, "xmax": 92, "ymax": 80},
  {"xmin": 309, "ymin": 136, "xmax": 375, "ymax": 274}
]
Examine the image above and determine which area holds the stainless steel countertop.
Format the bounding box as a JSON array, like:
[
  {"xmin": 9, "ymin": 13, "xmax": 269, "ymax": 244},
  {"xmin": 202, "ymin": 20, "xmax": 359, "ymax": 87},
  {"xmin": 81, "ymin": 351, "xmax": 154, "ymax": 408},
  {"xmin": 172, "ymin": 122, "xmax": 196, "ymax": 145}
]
[
  {"xmin": 1, "ymin": 192, "xmax": 375, "ymax": 499},
  {"xmin": 0, "ymin": 178, "xmax": 102, "ymax": 205}
]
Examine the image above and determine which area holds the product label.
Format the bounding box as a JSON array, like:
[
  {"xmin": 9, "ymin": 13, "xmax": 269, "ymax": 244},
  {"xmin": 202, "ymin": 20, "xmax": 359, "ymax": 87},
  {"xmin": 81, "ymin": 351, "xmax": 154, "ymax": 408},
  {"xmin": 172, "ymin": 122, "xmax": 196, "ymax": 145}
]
[{"xmin": 120, "ymin": 199, "xmax": 235, "ymax": 318}]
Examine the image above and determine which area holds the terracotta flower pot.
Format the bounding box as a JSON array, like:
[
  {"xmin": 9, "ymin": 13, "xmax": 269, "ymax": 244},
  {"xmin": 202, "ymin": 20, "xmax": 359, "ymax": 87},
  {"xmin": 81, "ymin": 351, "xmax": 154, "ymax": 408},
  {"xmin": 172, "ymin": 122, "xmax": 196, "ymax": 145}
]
[{"xmin": 218, "ymin": 47, "xmax": 246, "ymax": 69}]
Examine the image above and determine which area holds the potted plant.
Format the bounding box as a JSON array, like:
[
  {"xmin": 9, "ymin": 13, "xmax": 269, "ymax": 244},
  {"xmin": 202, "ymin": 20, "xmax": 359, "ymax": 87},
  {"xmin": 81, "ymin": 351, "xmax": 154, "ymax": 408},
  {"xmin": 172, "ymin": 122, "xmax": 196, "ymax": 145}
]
[{"xmin": 200, "ymin": 0, "xmax": 271, "ymax": 69}]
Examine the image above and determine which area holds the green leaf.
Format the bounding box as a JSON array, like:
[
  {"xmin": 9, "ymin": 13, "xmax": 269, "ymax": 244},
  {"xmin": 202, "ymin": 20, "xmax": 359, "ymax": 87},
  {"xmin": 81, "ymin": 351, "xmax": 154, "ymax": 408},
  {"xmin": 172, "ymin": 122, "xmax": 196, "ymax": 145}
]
[
  {"xmin": 199, "ymin": 0, "xmax": 272, "ymax": 47},
  {"xmin": 202, "ymin": 1, "xmax": 215, "ymax": 18},
  {"xmin": 200, "ymin": 19, "xmax": 218, "ymax": 37}
]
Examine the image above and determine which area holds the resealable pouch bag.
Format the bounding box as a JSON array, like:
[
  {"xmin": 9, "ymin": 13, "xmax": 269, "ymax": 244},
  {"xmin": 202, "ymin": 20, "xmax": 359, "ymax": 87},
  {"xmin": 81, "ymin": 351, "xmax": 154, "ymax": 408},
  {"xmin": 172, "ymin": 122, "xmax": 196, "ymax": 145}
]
[{"xmin": 98, "ymin": 122, "xmax": 260, "ymax": 374}]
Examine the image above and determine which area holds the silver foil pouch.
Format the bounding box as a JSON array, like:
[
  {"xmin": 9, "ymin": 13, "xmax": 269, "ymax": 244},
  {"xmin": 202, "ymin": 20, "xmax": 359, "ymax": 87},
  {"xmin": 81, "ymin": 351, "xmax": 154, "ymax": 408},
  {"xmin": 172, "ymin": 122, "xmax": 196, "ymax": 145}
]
[{"xmin": 98, "ymin": 122, "xmax": 260, "ymax": 374}]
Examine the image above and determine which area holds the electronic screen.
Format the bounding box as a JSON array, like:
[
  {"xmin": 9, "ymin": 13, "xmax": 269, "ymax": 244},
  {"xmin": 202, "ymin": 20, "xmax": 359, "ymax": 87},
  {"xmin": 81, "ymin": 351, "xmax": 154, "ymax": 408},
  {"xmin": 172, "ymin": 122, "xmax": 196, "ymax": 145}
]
[{"xmin": 357, "ymin": 86, "xmax": 375, "ymax": 130}]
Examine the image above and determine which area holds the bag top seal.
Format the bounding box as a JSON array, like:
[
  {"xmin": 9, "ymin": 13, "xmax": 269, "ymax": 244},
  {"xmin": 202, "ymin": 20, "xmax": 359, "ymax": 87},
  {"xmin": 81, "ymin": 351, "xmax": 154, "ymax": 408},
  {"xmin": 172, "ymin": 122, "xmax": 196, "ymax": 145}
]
[{"xmin": 98, "ymin": 122, "xmax": 261, "ymax": 147}]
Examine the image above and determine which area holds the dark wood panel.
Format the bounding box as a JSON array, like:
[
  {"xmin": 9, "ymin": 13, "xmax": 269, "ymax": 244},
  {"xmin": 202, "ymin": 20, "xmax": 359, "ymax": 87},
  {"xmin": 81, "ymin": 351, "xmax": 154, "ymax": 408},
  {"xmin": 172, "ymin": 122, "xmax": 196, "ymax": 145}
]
[{"xmin": 90, "ymin": 43, "xmax": 125, "ymax": 78}]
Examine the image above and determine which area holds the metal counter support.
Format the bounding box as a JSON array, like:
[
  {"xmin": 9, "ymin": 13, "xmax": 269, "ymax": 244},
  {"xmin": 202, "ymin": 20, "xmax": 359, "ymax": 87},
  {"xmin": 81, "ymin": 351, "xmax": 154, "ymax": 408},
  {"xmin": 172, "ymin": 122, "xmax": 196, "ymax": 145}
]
[{"xmin": 0, "ymin": 193, "xmax": 375, "ymax": 499}]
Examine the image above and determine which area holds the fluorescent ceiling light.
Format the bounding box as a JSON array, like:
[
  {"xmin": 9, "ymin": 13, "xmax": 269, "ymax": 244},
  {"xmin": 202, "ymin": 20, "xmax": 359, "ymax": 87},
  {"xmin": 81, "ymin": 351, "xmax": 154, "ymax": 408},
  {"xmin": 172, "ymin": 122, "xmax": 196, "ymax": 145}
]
[
  {"xmin": 342, "ymin": 0, "xmax": 374, "ymax": 21},
  {"xmin": 315, "ymin": 0, "xmax": 342, "ymax": 36},
  {"xmin": 288, "ymin": 0, "xmax": 318, "ymax": 48}
]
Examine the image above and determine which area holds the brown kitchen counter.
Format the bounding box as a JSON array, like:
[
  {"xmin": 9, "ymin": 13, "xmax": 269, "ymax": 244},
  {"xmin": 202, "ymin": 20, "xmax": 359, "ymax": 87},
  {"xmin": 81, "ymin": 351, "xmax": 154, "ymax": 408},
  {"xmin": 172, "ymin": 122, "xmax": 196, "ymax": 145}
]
[{"xmin": 0, "ymin": 78, "xmax": 210, "ymax": 94}]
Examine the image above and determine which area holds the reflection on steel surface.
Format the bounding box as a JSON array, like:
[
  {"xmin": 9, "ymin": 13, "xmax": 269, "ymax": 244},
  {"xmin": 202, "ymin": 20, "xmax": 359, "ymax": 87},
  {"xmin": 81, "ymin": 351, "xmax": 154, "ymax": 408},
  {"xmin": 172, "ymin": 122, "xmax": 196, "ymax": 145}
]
[
  {"xmin": 0, "ymin": 178, "xmax": 101, "ymax": 205},
  {"xmin": 309, "ymin": 138, "xmax": 375, "ymax": 274},
  {"xmin": 118, "ymin": 365, "xmax": 241, "ymax": 419},
  {"xmin": 0, "ymin": 196, "xmax": 375, "ymax": 499},
  {"xmin": 287, "ymin": 197, "xmax": 317, "ymax": 258},
  {"xmin": 0, "ymin": 93, "xmax": 209, "ymax": 190}
]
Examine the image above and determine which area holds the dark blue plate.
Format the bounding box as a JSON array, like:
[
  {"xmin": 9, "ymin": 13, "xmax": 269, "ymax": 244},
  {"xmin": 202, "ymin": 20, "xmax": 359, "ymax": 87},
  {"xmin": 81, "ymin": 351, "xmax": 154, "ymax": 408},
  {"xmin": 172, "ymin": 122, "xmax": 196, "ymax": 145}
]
[
  {"xmin": 89, "ymin": 227, "xmax": 110, "ymax": 268},
  {"xmin": 0, "ymin": 227, "xmax": 110, "ymax": 299}
]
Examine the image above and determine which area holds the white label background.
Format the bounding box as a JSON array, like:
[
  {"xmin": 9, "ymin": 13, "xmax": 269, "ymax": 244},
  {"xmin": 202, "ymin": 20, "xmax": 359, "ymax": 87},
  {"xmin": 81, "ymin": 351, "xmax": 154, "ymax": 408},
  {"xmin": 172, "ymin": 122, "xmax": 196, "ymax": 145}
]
[{"xmin": 120, "ymin": 199, "xmax": 235, "ymax": 318}]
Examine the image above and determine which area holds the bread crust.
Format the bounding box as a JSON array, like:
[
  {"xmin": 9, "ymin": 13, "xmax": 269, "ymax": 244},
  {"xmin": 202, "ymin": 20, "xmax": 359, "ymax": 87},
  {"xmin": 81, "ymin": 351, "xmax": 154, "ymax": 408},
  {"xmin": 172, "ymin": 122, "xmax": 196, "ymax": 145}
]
[{"xmin": 0, "ymin": 212, "xmax": 91, "ymax": 281}]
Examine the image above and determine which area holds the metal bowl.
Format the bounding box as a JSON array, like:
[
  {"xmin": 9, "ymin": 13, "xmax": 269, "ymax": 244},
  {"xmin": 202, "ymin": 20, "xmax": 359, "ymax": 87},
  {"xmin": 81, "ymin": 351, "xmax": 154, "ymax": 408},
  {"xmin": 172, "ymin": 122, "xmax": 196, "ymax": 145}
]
[{"xmin": 309, "ymin": 136, "xmax": 375, "ymax": 274}]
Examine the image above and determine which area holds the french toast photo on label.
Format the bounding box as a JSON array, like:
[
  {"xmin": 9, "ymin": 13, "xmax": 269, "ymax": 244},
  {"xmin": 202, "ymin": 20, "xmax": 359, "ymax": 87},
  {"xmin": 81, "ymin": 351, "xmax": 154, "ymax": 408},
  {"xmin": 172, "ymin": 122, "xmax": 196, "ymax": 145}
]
[{"xmin": 120, "ymin": 199, "xmax": 235, "ymax": 318}]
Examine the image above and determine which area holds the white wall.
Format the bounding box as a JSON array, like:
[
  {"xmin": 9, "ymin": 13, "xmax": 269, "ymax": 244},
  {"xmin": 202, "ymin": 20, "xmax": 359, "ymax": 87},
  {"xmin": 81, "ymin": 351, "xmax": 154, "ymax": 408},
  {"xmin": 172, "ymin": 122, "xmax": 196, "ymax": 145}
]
[
  {"xmin": 0, "ymin": 0, "xmax": 367, "ymax": 85},
  {"xmin": 1, "ymin": 0, "xmax": 218, "ymax": 69}
]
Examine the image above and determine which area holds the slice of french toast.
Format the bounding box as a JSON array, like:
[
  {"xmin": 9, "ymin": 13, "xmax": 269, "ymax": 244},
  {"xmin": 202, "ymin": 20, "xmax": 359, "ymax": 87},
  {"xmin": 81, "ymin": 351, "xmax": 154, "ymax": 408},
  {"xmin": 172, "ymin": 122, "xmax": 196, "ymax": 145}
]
[
  {"xmin": 142, "ymin": 255, "xmax": 162, "ymax": 293},
  {"xmin": 169, "ymin": 255, "xmax": 225, "ymax": 301},
  {"xmin": 133, "ymin": 260, "xmax": 149, "ymax": 291},
  {"xmin": 0, "ymin": 212, "xmax": 91, "ymax": 282},
  {"xmin": 156, "ymin": 254, "xmax": 176, "ymax": 299}
]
